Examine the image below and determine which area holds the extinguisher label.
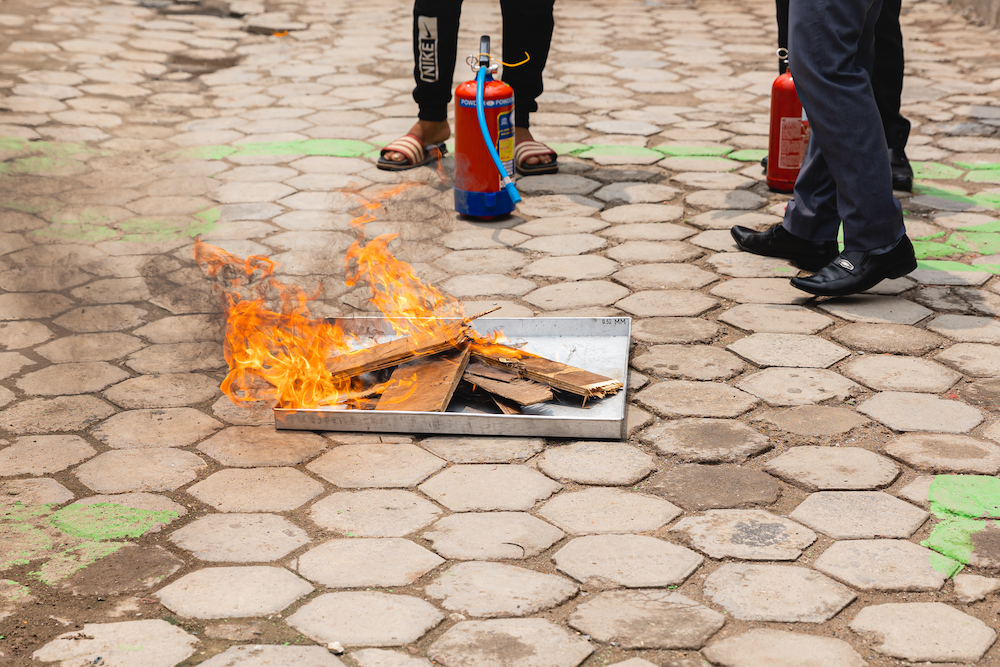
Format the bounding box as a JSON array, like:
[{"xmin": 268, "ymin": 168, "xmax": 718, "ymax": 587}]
[
  {"xmin": 417, "ymin": 16, "xmax": 438, "ymax": 82},
  {"xmin": 497, "ymin": 109, "xmax": 514, "ymax": 178},
  {"xmin": 457, "ymin": 96, "xmax": 514, "ymax": 108},
  {"xmin": 778, "ymin": 117, "xmax": 811, "ymax": 170}
]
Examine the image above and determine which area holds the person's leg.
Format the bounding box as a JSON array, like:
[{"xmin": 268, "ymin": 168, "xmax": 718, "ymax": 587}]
[
  {"xmin": 787, "ymin": 0, "xmax": 903, "ymax": 252},
  {"xmin": 500, "ymin": 0, "xmax": 555, "ymax": 167},
  {"xmin": 872, "ymin": 0, "xmax": 913, "ymax": 190},
  {"xmin": 384, "ymin": 0, "xmax": 462, "ymax": 164}
]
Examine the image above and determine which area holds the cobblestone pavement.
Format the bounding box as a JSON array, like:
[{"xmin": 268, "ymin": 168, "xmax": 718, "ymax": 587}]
[{"xmin": 1, "ymin": 0, "xmax": 1000, "ymax": 665}]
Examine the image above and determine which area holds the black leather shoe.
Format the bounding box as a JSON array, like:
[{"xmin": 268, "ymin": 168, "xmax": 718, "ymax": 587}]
[
  {"xmin": 790, "ymin": 236, "xmax": 917, "ymax": 297},
  {"xmin": 731, "ymin": 224, "xmax": 839, "ymax": 272},
  {"xmin": 889, "ymin": 147, "xmax": 913, "ymax": 192}
]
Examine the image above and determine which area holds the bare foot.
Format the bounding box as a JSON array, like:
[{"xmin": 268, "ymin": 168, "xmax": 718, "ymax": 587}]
[
  {"xmin": 383, "ymin": 120, "xmax": 450, "ymax": 163},
  {"xmin": 515, "ymin": 126, "xmax": 553, "ymax": 166}
]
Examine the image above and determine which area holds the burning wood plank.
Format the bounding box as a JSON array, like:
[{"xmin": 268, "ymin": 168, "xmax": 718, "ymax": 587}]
[
  {"xmin": 464, "ymin": 362, "xmax": 553, "ymax": 406},
  {"xmin": 326, "ymin": 320, "xmax": 471, "ymax": 379},
  {"xmin": 472, "ymin": 345, "xmax": 623, "ymax": 399},
  {"xmin": 375, "ymin": 343, "xmax": 472, "ymax": 412}
]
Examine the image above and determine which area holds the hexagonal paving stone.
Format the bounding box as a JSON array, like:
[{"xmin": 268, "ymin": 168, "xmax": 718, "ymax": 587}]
[
  {"xmin": 310, "ymin": 490, "xmax": 441, "ymax": 537},
  {"xmin": 631, "ymin": 317, "xmax": 720, "ymax": 344},
  {"xmin": 156, "ymin": 566, "xmax": 313, "ymax": 619},
  {"xmin": 307, "ymin": 443, "xmax": 445, "ymax": 488},
  {"xmin": 601, "ymin": 203, "xmax": 683, "ymax": 224},
  {"xmin": 701, "ymin": 629, "xmax": 867, "ymax": 667},
  {"xmin": 553, "ymin": 535, "xmax": 703, "ymax": 588},
  {"xmin": 840, "ymin": 355, "xmax": 960, "ymax": 393},
  {"xmin": 671, "ymin": 509, "xmax": 817, "ymax": 560},
  {"xmin": 927, "ymin": 314, "xmax": 1000, "ymax": 342},
  {"xmin": 830, "ymin": 322, "xmax": 944, "ymax": 355},
  {"xmin": 616, "ymin": 290, "xmax": 718, "ymax": 317},
  {"xmin": 645, "ymin": 465, "xmax": 781, "ymax": 510},
  {"xmin": 606, "ymin": 240, "xmax": 703, "ymax": 264},
  {"xmin": 92, "ymin": 408, "xmax": 222, "ymax": 449},
  {"xmin": 35, "ymin": 332, "xmax": 145, "ymax": 362},
  {"xmin": 1, "ymin": 478, "xmax": 74, "ymax": 508},
  {"xmin": 959, "ymin": 377, "xmax": 1000, "ymax": 412},
  {"xmin": 718, "ymin": 304, "xmax": 833, "ymax": 334},
  {"xmin": 858, "ymin": 392, "xmax": 983, "ymax": 433},
  {"xmin": 883, "ymin": 433, "xmax": 1000, "ymax": 473},
  {"xmin": 418, "ymin": 464, "xmax": 561, "ymax": 511},
  {"xmin": 187, "ymin": 468, "xmax": 323, "ymax": 512},
  {"xmin": 170, "ymin": 513, "xmax": 309, "ymax": 562},
  {"xmin": 423, "ymin": 512, "xmax": 565, "ymax": 560},
  {"xmin": 935, "ymin": 342, "xmax": 1000, "ymax": 377},
  {"xmin": 429, "ymin": 618, "xmax": 594, "ymax": 667},
  {"xmin": 538, "ymin": 488, "xmax": 681, "ymax": 535},
  {"xmin": 32, "ymin": 620, "xmax": 198, "ymax": 667},
  {"xmin": 727, "ymin": 333, "xmax": 849, "ymax": 368},
  {"xmin": 703, "ymin": 563, "xmax": 855, "ymax": 622},
  {"xmin": 849, "ymin": 602, "xmax": 997, "ymax": 663},
  {"xmin": 62, "ymin": 543, "xmax": 184, "ymax": 597},
  {"xmin": 710, "ymin": 278, "xmax": 811, "ymax": 305},
  {"xmin": 73, "ymin": 492, "xmax": 186, "ymax": 533},
  {"xmin": 632, "ymin": 345, "xmax": 746, "ymax": 381},
  {"xmin": 288, "ymin": 592, "xmax": 444, "ymax": 647},
  {"xmin": 0, "ymin": 435, "xmax": 95, "ymax": 476},
  {"xmin": 759, "ymin": 406, "xmax": 868, "ymax": 437},
  {"xmin": 200, "ymin": 645, "xmax": 347, "ymax": 667},
  {"xmin": 524, "ymin": 280, "xmax": 630, "ymax": 310},
  {"xmin": 789, "ymin": 491, "xmax": 928, "ymax": 539},
  {"xmin": 75, "ymin": 449, "xmax": 207, "ymax": 493},
  {"xmin": 17, "ymin": 362, "xmax": 129, "ymax": 396},
  {"xmin": 815, "ymin": 540, "xmax": 961, "ymax": 591},
  {"xmin": 706, "ymin": 252, "xmax": 797, "ymax": 278},
  {"xmin": 200, "ymin": 426, "xmax": 328, "ymax": 467},
  {"xmin": 569, "ymin": 590, "xmax": 724, "ymax": 649},
  {"xmin": 298, "ymin": 538, "xmax": 443, "ymax": 588},
  {"xmin": 639, "ymin": 418, "xmax": 771, "ymax": 463},
  {"xmin": 737, "ymin": 368, "xmax": 862, "ymax": 406},
  {"xmin": 104, "ymin": 373, "xmax": 220, "ymax": 408},
  {"xmin": 612, "ymin": 264, "xmax": 718, "ymax": 290},
  {"xmin": 637, "ymin": 381, "xmax": 759, "ymax": 418},
  {"xmin": 818, "ymin": 296, "xmax": 932, "ymax": 325},
  {"xmin": 426, "ymin": 562, "xmax": 577, "ymax": 617},
  {"xmin": 0, "ymin": 396, "xmax": 116, "ymax": 435},
  {"xmin": 419, "ymin": 436, "xmax": 545, "ymax": 463},
  {"xmin": 764, "ymin": 446, "xmax": 899, "ymax": 490},
  {"xmin": 535, "ymin": 442, "xmax": 655, "ymax": 485}
]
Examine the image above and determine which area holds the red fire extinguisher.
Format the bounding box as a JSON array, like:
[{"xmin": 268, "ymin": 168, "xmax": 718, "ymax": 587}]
[
  {"xmin": 453, "ymin": 36, "xmax": 520, "ymax": 218},
  {"xmin": 766, "ymin": 48, "xmax": 811, "ymax": 193}
]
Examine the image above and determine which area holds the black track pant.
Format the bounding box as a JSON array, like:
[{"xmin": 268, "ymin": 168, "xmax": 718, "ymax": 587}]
[
  {"xmin": 776, "ymin": 0, "xmax": 910, "ymax": 150},
  {"xmin": 411, "ymin": 0, "xmax": 555, "ymax": 128}
]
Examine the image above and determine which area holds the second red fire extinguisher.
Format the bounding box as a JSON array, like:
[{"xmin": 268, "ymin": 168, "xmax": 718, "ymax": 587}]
[{"xmin": 766, "ymin": 48, "xmax": 811, "ymax": 193}]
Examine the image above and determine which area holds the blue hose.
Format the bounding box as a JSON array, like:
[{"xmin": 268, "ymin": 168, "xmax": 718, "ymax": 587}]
[{"xmin": 475, "ymin": 66, "xmax": 521, "ymax": 205}]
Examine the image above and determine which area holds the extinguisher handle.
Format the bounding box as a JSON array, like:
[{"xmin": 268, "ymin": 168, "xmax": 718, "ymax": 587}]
[{"xmin": 479, "ymin": 36, "xmax": 490, "ymax": 68}]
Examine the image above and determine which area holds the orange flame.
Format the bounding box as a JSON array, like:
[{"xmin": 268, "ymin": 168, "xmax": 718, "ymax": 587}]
[{"xmin": 194, "ymin": 183, "xmax": 476, "ymax": 411}]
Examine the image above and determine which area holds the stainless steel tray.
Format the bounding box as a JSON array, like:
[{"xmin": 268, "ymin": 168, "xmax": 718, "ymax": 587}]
[{"xmin": 274, "ymin": 317, "xmax": 631, "ymax": 439}]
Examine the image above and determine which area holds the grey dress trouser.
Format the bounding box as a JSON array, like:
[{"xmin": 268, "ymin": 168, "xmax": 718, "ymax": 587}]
[{"xmin": 781, "ymin": 0, "xmax": 906, "ymax": 252}]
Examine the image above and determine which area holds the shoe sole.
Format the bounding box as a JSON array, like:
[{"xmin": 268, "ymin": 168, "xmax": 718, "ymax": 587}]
[{"xmin": 791, "ymin": 257, "xmax": 918, "ymax": 297}]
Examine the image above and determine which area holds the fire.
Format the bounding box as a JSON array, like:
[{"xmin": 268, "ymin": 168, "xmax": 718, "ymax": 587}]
[{"xmin": 194, "ymin": 184, "xmax": 477, "ymax": 411}]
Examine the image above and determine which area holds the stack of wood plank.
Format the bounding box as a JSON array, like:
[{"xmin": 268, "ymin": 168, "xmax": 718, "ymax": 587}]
[{"xmin": 326, "ymin": 321, "xmax": 622, "ymax": 413}]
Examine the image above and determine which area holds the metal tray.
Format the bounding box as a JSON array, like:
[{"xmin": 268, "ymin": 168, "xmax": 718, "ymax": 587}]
[{"xmin": 274, "ymin": 316, "xmax": 631, "ymax": 439}]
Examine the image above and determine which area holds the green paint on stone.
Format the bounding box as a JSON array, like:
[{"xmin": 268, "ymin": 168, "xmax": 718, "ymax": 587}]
[
  {"xmin": 575, "ymin": 145, "xmax": 663, "ymax": 159},
  {"xmin": 958, "ymin": 219, "xmax": 1000, "ymax": 232},
  {"xmin": 652, "ymin": 145, "xmax": 733, "ymax": 157},
  {"xmin": 33, "ymin": 224, "xmax": 118, "ymax": 243},
  {"xmin": 914, "ymin": 230, "xmax": 946, "ymax": 241},
  {"xmin": 912, "ymin": 240, "xmax": 964, "ymax": 259},
  {"xmin": 545, "ymin": 142, "xmax": 589, "ymax": 156},
  {"xmin": 972, "ymin": 192, "xmax": 1000, "ymax": 210},
  {"xmin": 0, "ymin": 156, "xmax": 89, "ymax": 177},
  {"xmin": 916, "ymin": 259, "xmax": 983, "ymax": 272},
  {"xmin": 49, "ymin": 503, "xmax": 178, "ymax": 542},
  {"xmin": 727, "ymin": 149, "xmax": 768, "ymax": 162},
  {"xmin": 1, "ymin": 580, "xmax": 30, "ymax": 602},
  {"xmin": 0, "ymin": 197, "xmax": 59, "ymax": 214},
  {"xmin": 923, "ymin": 516, "xmax": 984, "ymax": 565},
  {"xmin": 949, "ymin": 231, "xmax": 1000, "ymax": 255},
  {"xmin": 976, "ymin": 264, "xmax": 1000, "ymax": 275},
  {"xmin": 921, "ymin": 475, "xmax": 1000, "ymax": 567},
  {"xmin": 235, "ymin": 139, "xmax": 374, "ymax": 158},
  {"xmin": 964, "ymin": 170, "xmax": 1000, "ymax": 184},
  {"xmin": 954, "ymin": 161, "xmax": 1000, "ymax": 171},
  {"xmin": 195, "ymin": 208, "xmax": 221, "ymax": 224},
  {"xmin": 912, "ymin": 162, "xmax": 963, "ymax": 180},
  {"xmin": 32, "ymin": 540, "xmax": 125, "ymax": 586}
]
